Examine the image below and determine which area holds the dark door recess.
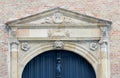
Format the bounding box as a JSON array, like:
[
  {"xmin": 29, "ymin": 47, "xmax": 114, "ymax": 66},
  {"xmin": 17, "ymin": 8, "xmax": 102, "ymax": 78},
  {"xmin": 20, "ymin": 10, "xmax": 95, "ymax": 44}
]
[{"xmin": 22, "ymin": 50, "xmax": 96, "ymax": 78}]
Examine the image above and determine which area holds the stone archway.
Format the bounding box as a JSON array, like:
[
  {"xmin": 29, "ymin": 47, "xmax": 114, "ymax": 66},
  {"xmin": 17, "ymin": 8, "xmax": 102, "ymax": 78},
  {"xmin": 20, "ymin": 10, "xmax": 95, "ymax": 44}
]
[
  {"xmin": 6, "ymin": 7, "xmax": 112, "ymax": 78},
  {"xmin": 22, "ymin": 49, "xmax": 96, "ymax": 78},
  {"xmin": 18, "ymin": 42, "xmax": 98, "ymax": 78}
]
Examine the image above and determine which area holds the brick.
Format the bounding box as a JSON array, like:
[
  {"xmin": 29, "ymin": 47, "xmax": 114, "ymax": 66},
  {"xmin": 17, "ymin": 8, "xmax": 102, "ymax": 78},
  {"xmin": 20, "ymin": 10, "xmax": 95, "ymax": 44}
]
[{"xmin": 0, "ymin": 0, "xmax": 120, "ymax": 78}]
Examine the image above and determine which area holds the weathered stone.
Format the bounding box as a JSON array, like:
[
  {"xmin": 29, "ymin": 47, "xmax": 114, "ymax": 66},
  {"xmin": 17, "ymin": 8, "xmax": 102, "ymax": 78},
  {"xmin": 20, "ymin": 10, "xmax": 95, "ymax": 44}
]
[{"xmin": 0, "ymin": 1, "xmax": 119, "ymax": 78}]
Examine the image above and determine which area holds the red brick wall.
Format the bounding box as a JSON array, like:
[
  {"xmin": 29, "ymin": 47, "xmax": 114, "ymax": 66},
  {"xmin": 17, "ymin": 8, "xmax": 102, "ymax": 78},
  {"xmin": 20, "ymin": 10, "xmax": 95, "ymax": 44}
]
[
  {"xmin": 0, "ymin": 25, "xmax": 9, "ymax": 78},
  {"xmin": 0, "ymin": 0, "xmax": 120, "ymax": 78}
]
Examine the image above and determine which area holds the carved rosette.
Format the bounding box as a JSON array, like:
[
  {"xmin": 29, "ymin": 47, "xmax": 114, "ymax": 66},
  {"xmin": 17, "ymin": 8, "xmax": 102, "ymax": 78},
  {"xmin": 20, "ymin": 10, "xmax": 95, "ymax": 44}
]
[
  {"xmin": 52, "ymin": 12, "xmax": 64, "ymax": 24},
  {"xmin": 53, "ymin": 41, "xmax": 64, "ymax": 49},
  {"xmin": 40, "ymin": 12, "xmax": 64, "ymax": 24},
  {"xmin": 89, "ymin": 42, "xmax": 98, "ymax": 51},
  {"xmin": 21, "ymin": 42, "xmax": 30, "ymax": 51}
]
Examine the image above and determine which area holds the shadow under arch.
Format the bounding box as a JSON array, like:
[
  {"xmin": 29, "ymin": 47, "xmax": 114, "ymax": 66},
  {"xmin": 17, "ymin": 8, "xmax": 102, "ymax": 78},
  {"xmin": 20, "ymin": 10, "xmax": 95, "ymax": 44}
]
[{"xmin": 19, "ymin": 43, "xmax": 98, "ymax": 78}]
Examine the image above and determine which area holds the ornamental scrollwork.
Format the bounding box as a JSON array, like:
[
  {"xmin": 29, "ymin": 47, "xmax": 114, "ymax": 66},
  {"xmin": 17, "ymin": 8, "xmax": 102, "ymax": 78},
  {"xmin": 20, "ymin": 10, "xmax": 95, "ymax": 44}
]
[
  {"xmin": 48, "ymin": 29, "xmax": 70, "ymax": 38},
  {"xmin": 99, "ymin": 27, "xmax": 108, "ymax": 44}
]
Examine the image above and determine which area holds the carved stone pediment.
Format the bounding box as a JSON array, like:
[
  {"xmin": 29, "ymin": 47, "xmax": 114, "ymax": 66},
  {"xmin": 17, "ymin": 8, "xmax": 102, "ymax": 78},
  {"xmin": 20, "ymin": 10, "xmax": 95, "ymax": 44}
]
[
  {"xmin": 6, "ymin": 7, "xmax": 112, "ymax": 78},
  {"xmin": 27, "ymin": 15, "xmax": 94, "ymax": 25},
  {"xmin": 6, "ymin": 7, "xmax": 111, "ymax": 28},
  {"xmin": 6, "ymin": 7, "xmax": 112, "ymax": 41}
]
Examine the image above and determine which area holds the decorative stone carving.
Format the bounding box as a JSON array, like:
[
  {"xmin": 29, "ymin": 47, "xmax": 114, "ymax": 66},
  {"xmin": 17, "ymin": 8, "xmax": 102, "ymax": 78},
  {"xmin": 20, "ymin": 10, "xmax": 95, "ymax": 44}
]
[
  {"xmin": 44, "ymin": 17, "xmax": 52, "ymax": 24},
  {"xmin": 89, "ymin": 42, "xmax": 98, "ymax": 51},
  {"xmin": 21, "ymin": 42, "xmax": 30, "ymax": 51},
  {"xmin": 10, "ymin": 41, "xmax": 19, "ymax": 52},
  {"xmin": 48, "ymin": 29, "xmax": 69, "ymax": 37},
  {"xmin": 101, "ymin": 27, "xmax": 108, "ymax": 37},
  {"xmin": 10, "ymin": 27, "xmax": 19, "ymax": 52},
  {"xmin": 11, "ymin": 27, "xmax": 17, "ymax": 37},
  {"xmin": 6, "ymin": 8, "xmax": 112, "ymax": 78},
  {"xmin": 99, "ymin": 27, "xmax": 108, "ymax": 44},
  {"xmin": 52, "ymin": 12, "xmax": 64, "ymax": 24},
  {"xmin": 37, "ymin": 12, "xmax": 64, "ymax": 24},
  {"xmin": 29, "ymin": 11, "xmax": 94, "ymax": 25},
  {"xmin": 53, "ymin": 41, "xmax": 64, "ymax": 49},
  {"xmin": 99, "ymin": 27, "xmax": 109, "ymax": 59},
  {"xmin": 9, "ymin": 26, "xmax": 19, "ymax": 52}
]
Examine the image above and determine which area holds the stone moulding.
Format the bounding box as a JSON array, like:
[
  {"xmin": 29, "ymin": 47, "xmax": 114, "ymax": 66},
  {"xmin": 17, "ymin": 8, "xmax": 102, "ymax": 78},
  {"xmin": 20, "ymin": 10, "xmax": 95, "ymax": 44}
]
[
  {"xmin": 5, "ymin": 7, "xmax": 112, "ymax": 78},
  {"xmin": 19, "ymin": 42, "xmax": 98, "ymax": 78}
]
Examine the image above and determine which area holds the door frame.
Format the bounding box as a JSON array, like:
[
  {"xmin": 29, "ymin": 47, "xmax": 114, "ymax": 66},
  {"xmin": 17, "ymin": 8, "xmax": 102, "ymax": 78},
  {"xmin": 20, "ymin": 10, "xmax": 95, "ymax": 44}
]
[{"xmin": 6, "ymin": 8, "xmax": 112, "ymax": 78}]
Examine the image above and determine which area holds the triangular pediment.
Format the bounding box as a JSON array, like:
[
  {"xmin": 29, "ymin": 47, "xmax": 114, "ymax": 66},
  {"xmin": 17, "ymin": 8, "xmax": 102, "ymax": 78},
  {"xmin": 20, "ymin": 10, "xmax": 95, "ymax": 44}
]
[
  {"xmin": 6, "ymin": 7, "xmax": 112, "ymax": 27},
  {"xmin": 27, "ymin": 15, "xmax": 94, "ymax": 25}
]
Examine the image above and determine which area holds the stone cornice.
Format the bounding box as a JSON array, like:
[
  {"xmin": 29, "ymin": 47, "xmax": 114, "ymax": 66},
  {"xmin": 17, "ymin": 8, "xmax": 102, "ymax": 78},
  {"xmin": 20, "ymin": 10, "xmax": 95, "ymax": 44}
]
[
  {"xmin": 18, "ymin": 37, "xmax": 100, "ymax": 41},
  {"xmin": 5, "ymin": 7, "xmax": 112, "ymax": 31},
  {"xmin": 8, "ymin": 23, "xmax": 110, "ymax": 29}
]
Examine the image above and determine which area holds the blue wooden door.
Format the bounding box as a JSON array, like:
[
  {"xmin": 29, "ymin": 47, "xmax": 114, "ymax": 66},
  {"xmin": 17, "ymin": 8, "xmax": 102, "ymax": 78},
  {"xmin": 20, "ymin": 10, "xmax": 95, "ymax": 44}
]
[{"xmin": 22, "ymin": 50, "xmax": 96, "ymax": 78}]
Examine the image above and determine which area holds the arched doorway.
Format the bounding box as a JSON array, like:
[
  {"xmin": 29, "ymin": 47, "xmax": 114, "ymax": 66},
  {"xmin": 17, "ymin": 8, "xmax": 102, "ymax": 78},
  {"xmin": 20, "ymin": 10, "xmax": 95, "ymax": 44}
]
[{"xmin": 22, "ymin": 50, "xmax": 96, "ymax": 78}]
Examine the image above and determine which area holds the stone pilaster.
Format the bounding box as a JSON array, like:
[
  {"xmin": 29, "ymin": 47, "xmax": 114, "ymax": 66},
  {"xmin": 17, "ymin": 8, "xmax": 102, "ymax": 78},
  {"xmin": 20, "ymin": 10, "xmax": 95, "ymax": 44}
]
[
  {"xmin": 10, "ymin": 42, "xmax": 19, "ymax": 78},
  {"xmin": 99, "ymin": 27, "xmax": 110, "ymax": 78},
  {"xmin": 10, "ymin": 27, "xmax": 19, "ymax": 78}
]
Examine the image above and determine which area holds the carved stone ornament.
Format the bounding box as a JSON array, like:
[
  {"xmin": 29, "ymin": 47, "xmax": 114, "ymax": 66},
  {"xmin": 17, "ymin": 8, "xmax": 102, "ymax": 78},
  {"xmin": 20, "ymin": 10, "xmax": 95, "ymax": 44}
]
[
  {"xmin": 52, "ymin": 12, "xmax": 64, "ymax": 24},
  {"xmin": 53, "ymin": 41, "xmax": 64, "ymax": 49},
  {"xmin": 99, "ymin": 27, "xmax": 108, "ymax": 44},
  {"xmin": 48, "ymin": 29, "xmax": 69, "ymax": 37},
  {"xmin": 11, "ymin": 41, "xmax": 19, "ymax": 52},
  {"xmin": 44, "ymin": 17, "xmax": 52, "ymax": 24},
  {"xmin": 101, "ymin": 27, "xmax": 107, "ymax": 37},
  {"xmin": 21, "ymin": 42, "xmax": 30, "ymax": 51},
  {"xmin": 89, "ymin": 42, "xmax": 98, "ymax": 51},
  {"xmin": 11, "ymin": 27, "xmax": 17, "ymax": 38}
]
